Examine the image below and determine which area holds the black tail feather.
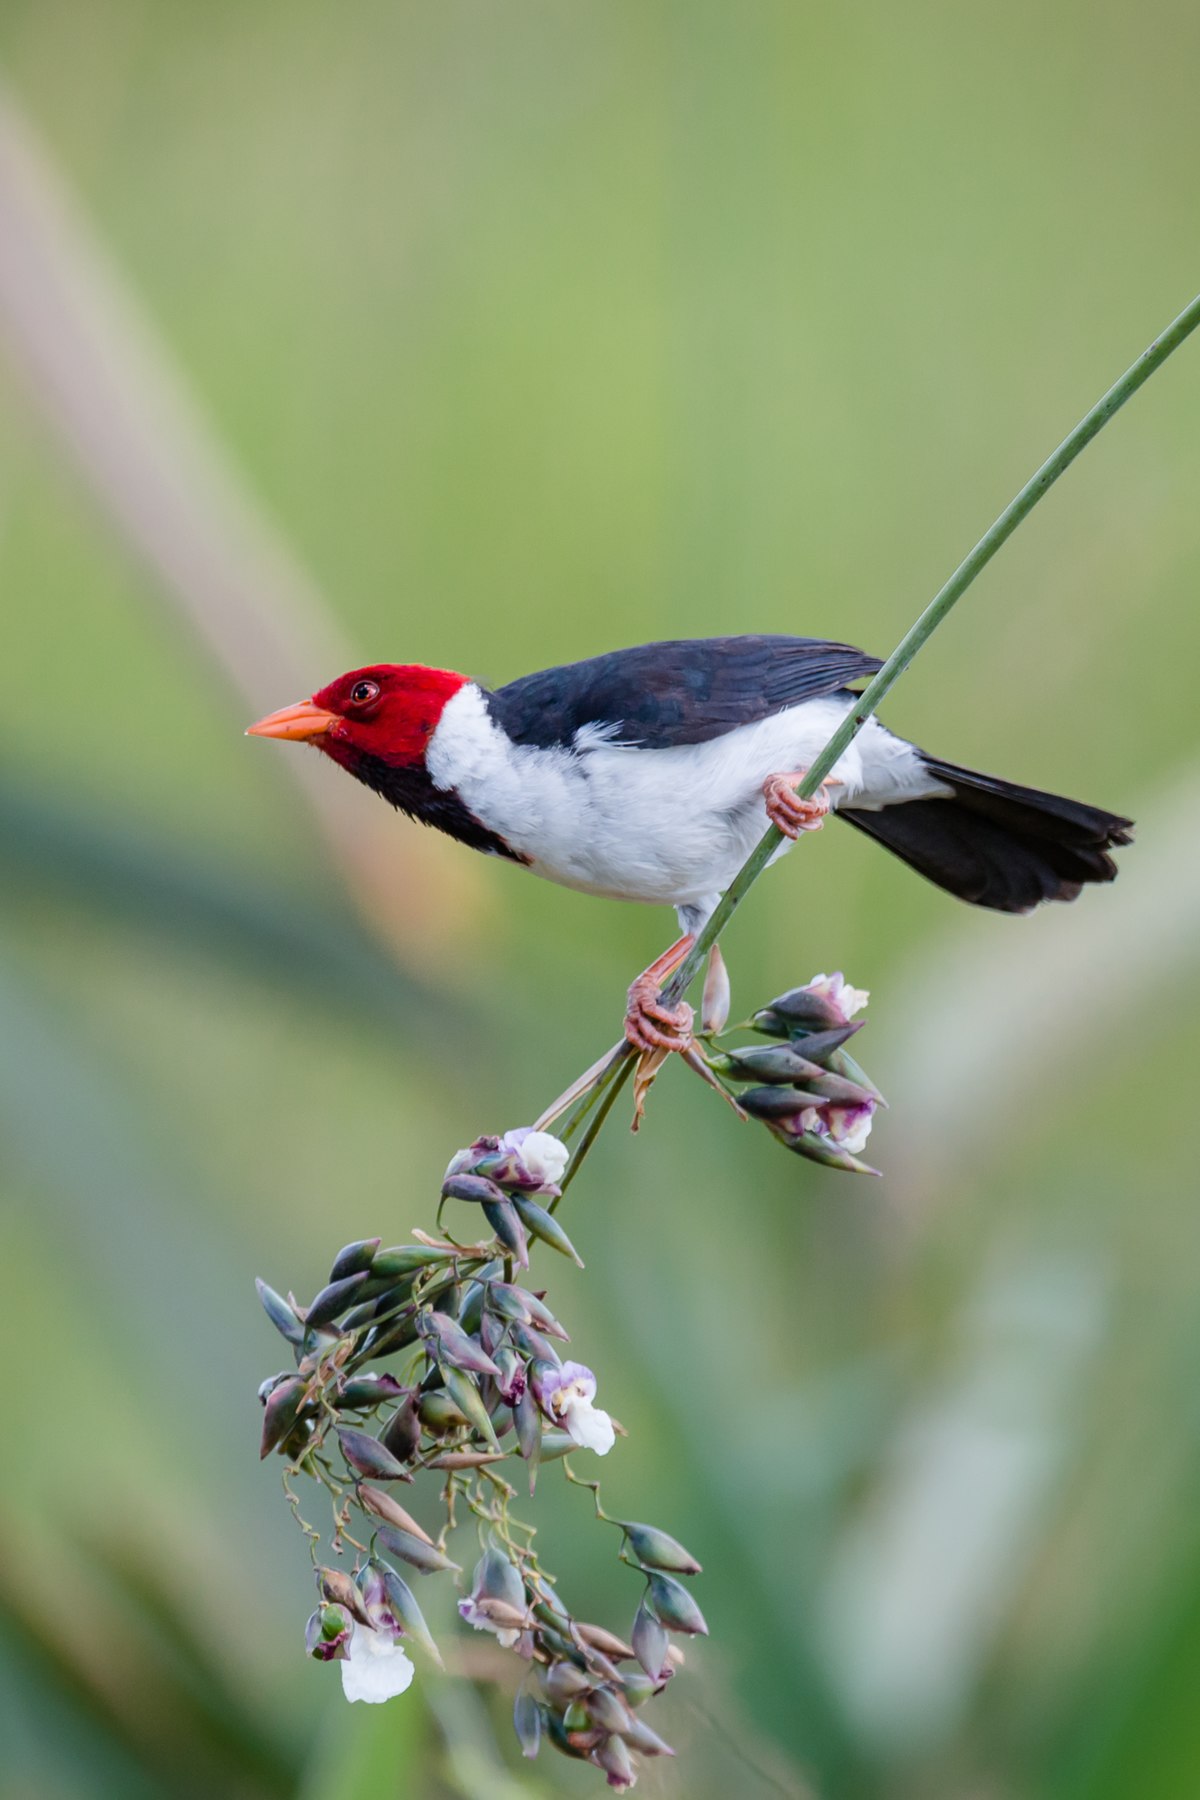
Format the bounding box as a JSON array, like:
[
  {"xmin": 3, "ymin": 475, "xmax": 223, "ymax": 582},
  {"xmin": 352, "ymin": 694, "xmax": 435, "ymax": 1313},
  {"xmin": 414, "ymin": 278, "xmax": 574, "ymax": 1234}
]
[{"xmin": 839, "ymin": 757, "xmax": 1133, "ymax": 913}]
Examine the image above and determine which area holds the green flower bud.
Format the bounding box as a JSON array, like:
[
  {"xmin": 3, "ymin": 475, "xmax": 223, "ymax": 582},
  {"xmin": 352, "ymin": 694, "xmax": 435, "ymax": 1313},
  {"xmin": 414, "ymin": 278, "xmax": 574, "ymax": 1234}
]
[
  {"xmin": 511, "ymin": 1196, "xmax": 584, "ymax": 1267},
  {"xmin": 255, "ymin": 1278, "xmax": 304, "ymax": 1347},
  {"xmin": 622, "ymin": 1523, "xmax": 702, "ymax": 1575},
  {"xmin": 514, "ymin": 1686, "xmax": 542, "ymax": 1759},
  {"xmin": 646, "ymin": 1573, "xmax": 708, "ymax": 1637},
  {"xmin": 373, "ymin": 1521, "xmax": 459, "ymax": 1575},
  {"xmin": 259, "ymin": 1375, "xmax": 307, "ymax": 1460},
  {"xmin": 305, "ymin": 1272, "xmax": 369, "ymax": 1329},
  {"xmin": 373, "ymin": 1561, "xmax": 444, "ymax": 1666}
]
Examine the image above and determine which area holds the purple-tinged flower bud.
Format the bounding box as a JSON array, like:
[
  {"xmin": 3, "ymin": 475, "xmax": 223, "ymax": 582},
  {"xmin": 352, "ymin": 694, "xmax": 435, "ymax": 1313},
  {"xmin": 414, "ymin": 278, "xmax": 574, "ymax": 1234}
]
[
  {"xmin": 514, "ymin": 1386, "xmax": 542, "ymax": 1491},
  {"xmin": 260, "ymin": 1375, "xmax": 308, "ymax": 1460},
  {"xmin": 620, "ymin": 1713, "xmax": 675, "ymax": 1757},
  {"xmin": 632, "ymin": 1601, "xmax": 669, "ymax": 1680},
  {"xmin": 772, "ymin": 1123, "xmax": 880, "ymax": 1175},
  {"xmin": 514, "ymin": 1685, "xmax": 542, "ymax": 1758},
  {"xmin": 305, "ymin": 1271, "xmax": 369, "ymax": 1329},
  {"xmin": 372, "ymin": 1561, "xmax": 444, "ymax": 1666},
  {"xmin": 336, "ymin": 1426, "xmax": 411, "ymax": 1482},
  {"xmin": 542, "ymin": 1660, "xmax": 592, "ymax": 1704},
  {"xmin": 419, "ymin": 1311, "xmax": 501, "ymax": 1378},
  {"xmin": 621, "ymin": 1524, "xmax": 702, "ymax": 1576},
  {"xmin": 646, "ymin": 1573, "xmax": 708, "ymax": 1637},
  {"xmin": 305, "ymin": 1603, "xmax": 352, "ymax": 1661},
  {"xmin": 575, "ymin": 1622, "xmax": 635, "ymax": 1660},
  {"xmin": 484, "ymin": 1282, "xmax": 530, "ymax": 1324},
  {"xmin": 458, "ymin": 1547, "xmax": 529, "ymax": 1647},
  {"xmin": 374, "ymin": 1521, "xmax": 460, "ymax": 1575},
  {"xmin": 521, "ymin": 1291, "xmax": 570, "ymax": 1340},
  {"xmin": 757, "ymin": 971, "xmax": 869, "ymax": 1034},
  {"xmin": 493, "ymin": 1346, "xmax": 527, "ymax": 1406},
  {"xmin": 441, "ymin": 1365, "xmax": 502, "ymax": 1449},
  {"xmin": 481, "ymin": 1198, "xmax": 529, "ymax": 1267},
  {"xmin": 479, "ymin": 1308, "xmax": 504, "ymax": 1359},
  {"xmin": 379, "ymin": 1394, "xmax": 421, "ymax": 1463},
  {"xmin": 318, "ymin": 1566, "xmax": 374, "ymax": 1627},
  {"xmin": 442, "ymin": 1171, "xmax": 509, "ymax": 1207},
  {"xmin": 712, "ymin": 1043, "xmax": 829, "ymax": 1084},
  {"xmin": 512, "ymin": 1321, "xmax": 563, "ymax": 1368},
  {"xmin": 255, "ymin": 1277, "xmax": 305, "ymax": 1347},
  {"xmin": 586, "ymin": 1685, "xmax": 634, "ymax": 1735},
  {"xmin": 337, "ymin": 1372, "xmax": 406, "ymax": 1411},
  {"xmin": 595, "ymin": 1731, "xmax": 637, "ymax": 1789},
  {"xmin": 701, "ymin": 942, "xmax": 732, "ymax": 1035},
  {"xmin": 357, "ymin": 1485, "xmax": 433, "ymax": 1546},
  {"xmin": 329, "ymin": 1238, "xmax": 381, "ymax": 1282}
]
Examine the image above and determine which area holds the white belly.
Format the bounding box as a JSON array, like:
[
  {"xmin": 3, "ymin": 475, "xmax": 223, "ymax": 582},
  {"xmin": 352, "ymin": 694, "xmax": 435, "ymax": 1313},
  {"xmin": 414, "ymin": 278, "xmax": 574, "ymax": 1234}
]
[{"xmin": 426, "ymin": 686, "xmax": 949, "ymax": 912}]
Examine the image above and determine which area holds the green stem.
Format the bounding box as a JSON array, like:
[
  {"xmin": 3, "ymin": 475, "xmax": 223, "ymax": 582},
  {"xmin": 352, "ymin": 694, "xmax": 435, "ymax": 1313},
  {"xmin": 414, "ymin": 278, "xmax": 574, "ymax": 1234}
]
[{"xmin": 662, "ymin": 289, "xmax": 1200, "ymax": 1001}]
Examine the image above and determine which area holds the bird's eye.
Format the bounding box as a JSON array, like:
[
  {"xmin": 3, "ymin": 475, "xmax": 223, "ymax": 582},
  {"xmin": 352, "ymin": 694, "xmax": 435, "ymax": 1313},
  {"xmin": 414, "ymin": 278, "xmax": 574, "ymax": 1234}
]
[{"xmin": 349, "ymin": 680, "xmax": 380, "ymax": 706}]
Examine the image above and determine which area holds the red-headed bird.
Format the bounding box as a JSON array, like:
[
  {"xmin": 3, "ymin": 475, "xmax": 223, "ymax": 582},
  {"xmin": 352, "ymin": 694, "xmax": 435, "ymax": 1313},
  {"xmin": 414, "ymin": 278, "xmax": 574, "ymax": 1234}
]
[{"xmin": 248, "ymin": 636, "xmax": 1132, "ymax": 1051}]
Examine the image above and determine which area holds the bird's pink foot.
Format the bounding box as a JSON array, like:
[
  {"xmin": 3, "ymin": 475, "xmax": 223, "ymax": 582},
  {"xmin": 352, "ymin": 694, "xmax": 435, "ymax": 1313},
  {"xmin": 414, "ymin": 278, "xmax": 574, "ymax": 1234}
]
[
  {"xmin": 763, "ymin": 771, "xmax": 839, "ymax": 840},
  {"xmin": 624, "ymin": 934, "xmax": 696, "ymax": 1054}
]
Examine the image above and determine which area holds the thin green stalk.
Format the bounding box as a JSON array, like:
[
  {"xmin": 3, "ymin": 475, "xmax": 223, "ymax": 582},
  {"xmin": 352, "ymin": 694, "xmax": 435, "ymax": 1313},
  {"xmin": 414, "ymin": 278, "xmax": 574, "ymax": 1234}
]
[{"xmin": 663, "ymin": 289, "xmax": 1200, "ymax": 1001}]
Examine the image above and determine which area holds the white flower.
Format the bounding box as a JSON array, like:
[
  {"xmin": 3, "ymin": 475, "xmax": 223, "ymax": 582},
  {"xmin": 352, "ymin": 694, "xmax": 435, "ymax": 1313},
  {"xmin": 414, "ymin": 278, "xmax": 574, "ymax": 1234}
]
[
  {"xmin": 544, "ymin": 1361, "xmax": 615, "ymax": 1456},
  {"xmin": 339, "ymin": 1621, "xmax": 415, "ymax": 1704},
  {"xmin": 826, "ymin": 1101, "xmax": 875, "ymax": 1155},
  {"xmin": 500, "ymin": 1127, "xmax": 570, "ymax": 1188},
  {"xmin": 806, "ymin": 972, "xmax": 869, "ymax": 1021}
]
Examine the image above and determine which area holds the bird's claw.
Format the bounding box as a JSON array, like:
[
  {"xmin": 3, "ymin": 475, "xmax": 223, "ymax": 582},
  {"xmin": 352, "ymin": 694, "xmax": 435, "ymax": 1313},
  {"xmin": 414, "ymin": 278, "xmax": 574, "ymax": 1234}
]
[
  {"xmin": 763, "ymin": 770, "xmax": 840, "ymax": 840},
  {"xmin": 624, "ymin": 981, "xmax": 695, "ymax": 1054},
  {"xmin": 623, "ymin": 934, "xmax": 696, "ymax": 1054}
]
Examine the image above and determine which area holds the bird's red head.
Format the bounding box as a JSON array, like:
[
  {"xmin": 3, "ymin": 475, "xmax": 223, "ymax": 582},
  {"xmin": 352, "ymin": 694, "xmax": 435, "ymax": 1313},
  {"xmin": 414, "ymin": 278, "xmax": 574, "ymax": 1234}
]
[{"xmin": 246, "ymin": 663, "xmax": 469, "ymax": 768}]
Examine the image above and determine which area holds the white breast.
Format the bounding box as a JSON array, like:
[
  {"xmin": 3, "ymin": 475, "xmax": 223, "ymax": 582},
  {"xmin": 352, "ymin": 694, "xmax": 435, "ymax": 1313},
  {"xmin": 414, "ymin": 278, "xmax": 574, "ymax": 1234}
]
[{"xmin": 425, "ymin": 685, "xmax": 949, "ymax": 913}]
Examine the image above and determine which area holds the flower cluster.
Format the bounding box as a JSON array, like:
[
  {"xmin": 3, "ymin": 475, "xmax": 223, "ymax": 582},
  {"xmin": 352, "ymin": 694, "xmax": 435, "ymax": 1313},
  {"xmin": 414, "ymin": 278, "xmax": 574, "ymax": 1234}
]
[
  {"xmin": 256, "ymin": 1125, "xmax": 703, "ymax": 1789},
  {"xmin": 700, "ymin": 971, "xmax": 885, "ymax": 1173}
]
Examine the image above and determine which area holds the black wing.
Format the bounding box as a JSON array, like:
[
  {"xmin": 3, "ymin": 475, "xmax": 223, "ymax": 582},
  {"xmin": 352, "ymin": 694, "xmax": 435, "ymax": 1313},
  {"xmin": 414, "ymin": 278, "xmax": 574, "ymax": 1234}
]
[{"xmin": 487, "ymin": 635, "xmax": 882, "ymax": 751}]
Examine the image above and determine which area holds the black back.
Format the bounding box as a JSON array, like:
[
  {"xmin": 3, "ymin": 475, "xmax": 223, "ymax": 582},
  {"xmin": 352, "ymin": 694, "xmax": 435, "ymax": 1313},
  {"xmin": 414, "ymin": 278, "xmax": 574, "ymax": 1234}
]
[{"xmin": 487, "ymin": 635, "xmax": 882, "ymax": 750}]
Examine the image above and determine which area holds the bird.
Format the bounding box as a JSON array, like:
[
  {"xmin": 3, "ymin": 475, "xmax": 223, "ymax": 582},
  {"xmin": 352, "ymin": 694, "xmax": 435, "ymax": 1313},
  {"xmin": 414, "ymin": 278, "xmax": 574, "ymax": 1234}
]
[{"xmin": 247, "ymin": 634, "xmax": 1133, "ymax": 1052}]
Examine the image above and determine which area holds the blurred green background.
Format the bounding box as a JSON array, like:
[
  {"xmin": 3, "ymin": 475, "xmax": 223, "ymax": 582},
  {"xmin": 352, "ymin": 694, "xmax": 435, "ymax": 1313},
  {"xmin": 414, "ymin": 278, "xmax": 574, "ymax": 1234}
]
[{"xmin": 2, "ymin": 3, "xmax": 1199, "ymax": 1797}]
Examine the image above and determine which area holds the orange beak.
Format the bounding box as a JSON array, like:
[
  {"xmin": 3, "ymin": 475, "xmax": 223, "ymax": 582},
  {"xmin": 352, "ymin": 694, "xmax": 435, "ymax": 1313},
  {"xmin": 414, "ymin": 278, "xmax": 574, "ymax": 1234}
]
[{"xmin": 245, "ymin": 699, "xmax": 340, "ymax": 742}]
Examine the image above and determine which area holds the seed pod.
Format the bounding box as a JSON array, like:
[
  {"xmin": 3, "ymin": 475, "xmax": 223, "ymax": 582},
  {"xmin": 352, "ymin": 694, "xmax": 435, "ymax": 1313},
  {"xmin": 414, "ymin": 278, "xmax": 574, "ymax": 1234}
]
[
  {"xmin": 380, "ymin": 1395, "xmax": 421, "ymax": 1463},
  {"xmin": 255, "ymin": 1278, "xmax": 305, "ymax": 1347},
  {"xmin": 259, "ymin": 1375, "xmax": 307, "ymax": 1459},
  {"xmin": 329, "ymin": 1238, "xmax": 381, "ymax": 1282},
  {"xmin": 374, "ymin": 1522, "xmax": 460, "ymax": 1575},
  {"xmin": 441, "ymin": 1364, "xmax": 501, "ymax": 1449},
  {"xmin": 336, "ymin": 1426, "xmax": 411, "ymax": 1482},
  {"xmin": 511, "ymin": 1197, "xmax": 584, "ymax": 1267},
  {"xmin": 420, "ymin": 1311, "xmax": 501, "ymax": 1378},
  {"xmin": 373, "ymin": 1561, "xmax": 443, "ymax": 1666},
  {"xmin": 513, "ymin": 1685, "xmax": 542, "ymax": 1759},
  {"xmin": 632, "ymin": 1599, "xmax": 669, "ymax": 1680},
  {"xmin": 482, "ymin": 1198, "xmax": 528, "ymax": 1266},
  {"xmin": 357, "ymin": 1485, "xmax": 433, "ymax": 1545},
  {"xmin": 646, "ymin": 1572, "xmax": 708, "ymax": 1637},
  {"xmin": 622, "ymin": 1523, "xmax": 702, "ymax": 1575},
  {"xmin": 442, "ymin": 1171, "xmax": 508, "ymax": 1207},
  {"xmin": 337, "ymin": 1373, "xmax": 406, "ymax": 1411}
]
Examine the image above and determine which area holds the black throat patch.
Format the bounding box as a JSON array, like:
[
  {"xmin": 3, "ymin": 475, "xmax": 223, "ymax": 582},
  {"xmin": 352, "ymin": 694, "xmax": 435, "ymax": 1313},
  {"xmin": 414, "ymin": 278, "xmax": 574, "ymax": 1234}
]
[{"xmin": 347, "ymin": 753, "xmax": 529, "ymax": 864}]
